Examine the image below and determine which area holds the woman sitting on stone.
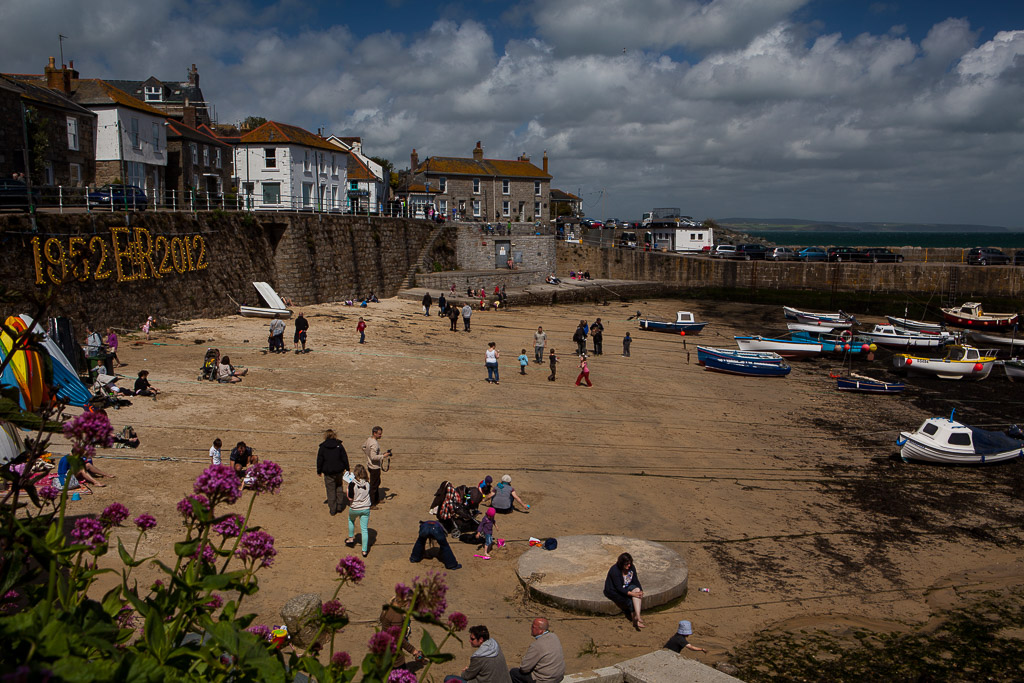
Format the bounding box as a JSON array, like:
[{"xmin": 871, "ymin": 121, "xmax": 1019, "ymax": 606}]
[{"xmin": 604, "ymin": 551, "xmax": 645, "ymax": 630}]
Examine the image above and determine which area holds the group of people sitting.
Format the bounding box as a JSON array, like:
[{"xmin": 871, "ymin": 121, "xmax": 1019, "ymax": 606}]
[{"xmin": 568, "ymin": 269, "xmax": 591, "ymax": 280}]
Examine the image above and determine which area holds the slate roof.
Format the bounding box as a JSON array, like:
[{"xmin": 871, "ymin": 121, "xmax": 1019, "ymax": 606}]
[
  {"xmin": 166, "ymin": 119, "xmax": 230, "ymax": 148},
  {"xmin": 551, "ymin": 188, "xmax": 581, "ymax": 201},
  {"xmin": 105, "ymin": 77, "xmax": 203, "ymax": 106},
  {"xmin": 69, "ymin": 79, "xmax": 168, "ymax": 116},
  {"xmin": 417, "ymin": 156, "xmax": 550, "ymax": 179},
  {"xmin": 238, "ymin": 121, "xmax": 339, "ymax": 152},
  {"xmin": 0, "ymin": 74, "xmax": 95, "ymax": 117}
]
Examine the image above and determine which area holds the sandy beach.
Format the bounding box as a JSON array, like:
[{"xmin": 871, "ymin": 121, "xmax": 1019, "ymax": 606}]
[{"xmin": 61, "ymin": 295, "xmax": 1024, "ymax": 678}]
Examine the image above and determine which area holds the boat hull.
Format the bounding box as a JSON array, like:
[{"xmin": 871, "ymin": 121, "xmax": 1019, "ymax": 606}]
[
  {"xmin": 239, "ymin": 306, "xmax": 293, "ymax": 319},
  {"xmin": 638, "ymin": 320, "xmax": 707, "ymax": 334},
  {"xmin": 899, "ymin": 432, "xmax": 1022, "ymax": 464},
  {"xmin": 703, "ymin": 355, "xmax": 791, "ymax": 377},
  {"xmin": 735, "ymin": 336, "xmax": 822, "ymax": 358},
  {"xmin": 836, "ymin": 377, "xmax": 905, "ymax": 394},
  {"xmin": 893, "ymin": 356, "xmax": 994, "ymax": 380},
  {"xmin": 886, "ymin": 316, "xmax": 944, "ymax": 334},
  {"xmin": 942, "ymin": 311, "xmax": 1019, "ymax": 330},
  {"xmin": 696, "ymin": 346, "xmax": 786, "ymax": 366},
  {"xmin": 1005, "ymin": 361, "xmax": 1024, "ymax": 382}
]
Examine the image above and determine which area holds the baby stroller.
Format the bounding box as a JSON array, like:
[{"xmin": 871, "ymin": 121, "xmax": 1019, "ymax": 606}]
[
  {"xmin": 429, "ymin": 481, "xmax": 478, "ymax": 540},
  {"xmin": 198, "ymin": 348, "xmax": 220, "ymax": 381}
]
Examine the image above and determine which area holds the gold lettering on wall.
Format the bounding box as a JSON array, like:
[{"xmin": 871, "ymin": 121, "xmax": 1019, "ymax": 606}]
[{"xmin": 29, "ymin": 228, "xmax": 210, "ymax": 286}]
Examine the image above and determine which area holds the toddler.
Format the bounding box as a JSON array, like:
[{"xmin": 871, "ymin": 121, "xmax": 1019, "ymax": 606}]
[{"xmin": 518, "ymin": 349, "xmax": 529, "ymax": 375}]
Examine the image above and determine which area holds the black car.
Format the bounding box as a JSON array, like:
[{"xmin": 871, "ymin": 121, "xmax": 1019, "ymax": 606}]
[
  {"xmin": 734, "ymin": 244, "xmax": 768, "ymax": 260},
  {"xmin": 0, "ymin": 178, "xmax": 36, "ymax": 211},
  {"xmin": 827, "ymin": 247, "xmax": 863, "ymax": 262},
  {"xmin": 966, "ymin": 247, "xmax": 1011, "ymax": 266},
  {"xmin": 862, "ymin": 248, "xmax": 904, "ymax": 263},
  {"xmin": 88, "ymin": 184, "xmax": 148, "ymax": 211}
]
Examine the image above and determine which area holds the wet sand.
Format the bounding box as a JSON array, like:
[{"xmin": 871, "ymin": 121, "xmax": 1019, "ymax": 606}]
[{"xmin": 65, "ymin": 296, "xmax": 1024, "ymax": 676}]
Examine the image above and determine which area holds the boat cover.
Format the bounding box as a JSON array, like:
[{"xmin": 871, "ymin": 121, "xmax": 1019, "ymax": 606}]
[
  {"xmin": 253, "ymin": 282, "xmax": 287, "ymax": 310},
  {"xmin": 969, "ymin": 427, "xmax": 1024, "ymax": 455}
]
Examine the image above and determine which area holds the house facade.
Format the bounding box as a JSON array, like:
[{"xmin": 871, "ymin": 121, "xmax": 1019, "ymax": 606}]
[
  {"xmin": 165, "ymin": 119, "xmax": 232, "ymax": 204},
  {"xmin": 326, "ymin": 135, "xmax": 388, "ymax": 213},
  {"xmin": 550, "ymin": 188, "xmax": 582, "ymax": 218},
  {"xmin": 106, "ymin": 64, "xmax": 213, "ymax": 128},
  {"xmin": 0, "ymin": 69, "xmax": 96, "ymax": 187},
  {"xmin": 234, "ymin": 121, "xmax": 346, "ymax": 211},
  {"xmin": 400, "ymin": 142, "xmax": 552, "ymax": 222}
]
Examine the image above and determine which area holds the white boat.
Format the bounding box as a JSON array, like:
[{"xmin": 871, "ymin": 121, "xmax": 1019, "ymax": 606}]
[
  {"xmin": 1004, "ymin": 360, "xmax": 1024, "ymax": 382},
  {"xmin": 967, "ymin": 331, "xmax": 1024, "ymax": 349},
  {"xmin": 783, "ymin": 307, "xmax": 857, "ymax": 325},
  {"xmin": 787, "ymin": 321, "xmax": 847, "ymax": 334},
  {"xmin": 892, "ymin": 345, "xmax": 997, "ymax": 380},
  {"xmin": 859, "ymin": 324, "xmax": 955, "ymax": 349},
  {"xmin": 794, "ymin": 314, "xmax": 854, "ymax": 330},
  {"xmin": 898, "ymin": 415, "xmax": 1024, "ymax": 464},
  {"xmin": 886, "ymin": 316, "xmax": 945, "ymax": 334},
  {"xmin": 735, "ymin": 335, "xmax": 823, "ymax": 358},
  {"xmin": 240, "ymin": 282, "xmax": 292, "ymax": 319}
]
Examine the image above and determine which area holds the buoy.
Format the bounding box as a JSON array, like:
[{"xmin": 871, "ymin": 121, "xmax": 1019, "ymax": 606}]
[
  {"xmin": 844, "ymin": 344, "xmax": 851, "ymax": 351},
  {"xmin": 869, "ymin": 344, "xmax": 877, "ymax": 352},
  {"xmin": 974, "ymin": 363, "xmax": 984, "ymax": 371},
  {"xmin": 861, "ymin": 344, "xmax": 869, "ymax": 352},
  {"xmin": 905, "ymin": 357, "xmax": 913, "ymax": 365},
  {"xmin": 680, "ymin": 331, "xmax": 686, "ymax": 336}
]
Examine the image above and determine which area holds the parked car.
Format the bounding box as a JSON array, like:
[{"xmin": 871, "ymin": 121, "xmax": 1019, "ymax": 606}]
[
  {"xmin": 767, "ymin": 247, "xmax": 798, "ymax": 261},
  {"xmin": 798, "ymin": 246, "xmax": 828, "ymax": 262},
  {"xmin": 862, "ymin": 248, "xmax": 904, "ymax": 263},
  {"xmin": 967, "ymin": 247, "xmax": 1011, "ymax": 265},
  {"xmin": 1014, "ymin": 251, "xmax": 1024, "ymax": 266},
  {"xmin": 711, "ymin": 244, "xmax": 736, "ymax": 259},
  {"xmin": 827, "ymin": 247, "xmax": 863, "ymax": 262},
  {"xmin": 604, "ymin": 218, "xmax": 619, "ymax": 228},
  {"xmin": 734, "ymin": 244, "xmax": 769, "ymax": 260},
  {"xmin": 0, "ymin": 178, "xmax": 37, "ymax": 211},
  {"xmin": 88, "ymin": 184, "xmax": 148, "ymax": 211}
]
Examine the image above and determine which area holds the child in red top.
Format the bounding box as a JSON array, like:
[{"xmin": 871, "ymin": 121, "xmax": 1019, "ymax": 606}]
[{"xmin": 357, "ymin": 317, "xmax": 366, "ymax": 344}]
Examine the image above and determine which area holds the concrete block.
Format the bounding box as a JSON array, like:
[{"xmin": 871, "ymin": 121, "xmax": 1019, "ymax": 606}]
[
  {"xmin": 564, "ymin": 666, "xmax": 622, "ymax": 682},
  {"xmin": 614, "ymin": 650, "xmax": 744, "ymax": 683}
]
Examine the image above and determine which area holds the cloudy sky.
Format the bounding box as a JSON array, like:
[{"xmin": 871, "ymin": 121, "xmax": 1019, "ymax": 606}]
[{"xmin": 3, "ymin": 0, "xmax": 1024, "ymax": 226}]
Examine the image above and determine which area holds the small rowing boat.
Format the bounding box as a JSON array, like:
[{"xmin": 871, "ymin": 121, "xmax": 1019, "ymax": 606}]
[{"xmin": 637, "ymin": 311, "xmax": 708, "ymax": 334}]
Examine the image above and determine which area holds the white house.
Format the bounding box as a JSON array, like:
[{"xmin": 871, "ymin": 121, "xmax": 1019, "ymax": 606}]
[
  {"xmin": 649, "ymin": 211, "xmax": 713, "ymax": 252},
  {"xmin": 234, "ymin": 121, "xmax": 346, "ymax": 211},
  {"xmin": 326, "ymin": 135, "xmax": 388, "ymax": 214}
]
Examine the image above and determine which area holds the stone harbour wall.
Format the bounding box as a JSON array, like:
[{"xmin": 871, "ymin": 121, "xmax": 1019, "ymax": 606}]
[
  {"xmin": 0, "ymin": 212, "xmax": 434, "ymax": 328},
  {"xmin": 457, "ymin": 225, "xmax": 556, "ymax": 275}
]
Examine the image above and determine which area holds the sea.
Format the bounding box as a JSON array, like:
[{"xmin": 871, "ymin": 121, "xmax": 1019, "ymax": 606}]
[{"xmin": 745, "ymin": 231, "xmax": 1024, "ymax": 249}]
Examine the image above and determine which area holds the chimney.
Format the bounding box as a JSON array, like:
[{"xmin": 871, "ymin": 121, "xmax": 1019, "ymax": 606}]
[
  {"xmin": 411, "ymin": 148, "xmax": 419, "ymax": 170},
  {"xmin": 183, "ymin": 105, "xmax": 196, "ymax": 129},
  {"xmin": 188, "ymin": 64, "xmax": 199, "ymax": 87},
  {"xmin": 543, "ymin": 149, "xmax": 548, "ymax": 174},
  {"xmin": 45, "ymin": 56, "xmax": 61, "ymax": 91},
  {"xmin": 473, "ymin": 141, "xmax": 483, "ymax": 161},
  {"xmin": 518, "ymin": 151, "xmax": 530, "ymax": 162}
]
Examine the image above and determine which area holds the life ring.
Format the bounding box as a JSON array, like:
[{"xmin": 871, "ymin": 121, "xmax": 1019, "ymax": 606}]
[{"xmin": 839, "ymin": 330, "xmax": 853, "ymax": 343}]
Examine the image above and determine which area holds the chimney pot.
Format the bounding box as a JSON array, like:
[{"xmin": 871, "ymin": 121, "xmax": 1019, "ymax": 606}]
[
  {"xmin": 473, "ymin": 141, "xmax": 484, "ymax": 161},
  {"xmin": 543, "ymin": 149, "xmax": 548, "ymax": 174}
]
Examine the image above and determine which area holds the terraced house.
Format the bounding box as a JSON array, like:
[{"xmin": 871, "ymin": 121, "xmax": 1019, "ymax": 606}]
[{"xmin": 402, "ymin": 141, "xmax": 552, "ymax": 222}]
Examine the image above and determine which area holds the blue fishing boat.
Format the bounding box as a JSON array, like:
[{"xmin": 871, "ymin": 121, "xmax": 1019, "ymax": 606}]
[
  {"xmin": 696, "ymin": 346, "xmax": 786, "ymax": 366},
  {"xmin": 836, "ymin": 374, "xmax": 906, "ymax": 394},
  {"xmin": 703, "ymin": 355, "xmax": 791, "ymax": 377},
  {"xmin": 789, "ymin": 330, "xmax": 873, "ymax": 355},
  {"xmin": 638, "ymin": 311, "xmax": 708, "ymax": 335}
]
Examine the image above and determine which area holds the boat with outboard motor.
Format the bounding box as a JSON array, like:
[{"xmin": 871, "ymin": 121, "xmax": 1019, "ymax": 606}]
[
  {"xmin": 898, "ymin": 411, "xmax": 1024, "ymax": 464},
  {"xmin": 941, "ymin": 302, "xmax": 1018, "ymax": 330},
  {"xmin": 892, "ymin": 345, "xmax": 997, "ymax": 380}
]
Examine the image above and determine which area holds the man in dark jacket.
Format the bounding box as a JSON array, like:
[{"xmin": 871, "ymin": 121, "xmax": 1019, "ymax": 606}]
[
  {"xmin": 317, "ymin": 430, "xmax": 349, "ymax": 515},
  {"xmin": 294, "ymin": 312, "xmax": 309, "ymax": 353},
  {"xmin": 422, "ymin": 292, "xmax": 433, "ymax": 316}
]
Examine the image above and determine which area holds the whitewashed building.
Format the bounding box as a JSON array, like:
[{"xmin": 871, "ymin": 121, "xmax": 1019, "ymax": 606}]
[
  {"xmin": 234, "ymin": 121, "xmax": 346, "ymax": 211},
  {"xmin": 326, "ymin": 136, "xmax": 388, "ymax": 214},
  {"xmin": 649, "ymin": 211, "xmax": 713, "ymax": 252}
]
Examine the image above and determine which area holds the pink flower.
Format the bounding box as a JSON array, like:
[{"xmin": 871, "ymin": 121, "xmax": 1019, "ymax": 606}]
[
  {"xmin": 191, "ymin": 542, "xmax": 216, "ymax": 565},
  {"xmin": 212, "ymin": 514, "xmax": 244, "ymax": 538},
  {"xmin": 100, "ymin": 502, "xmax": 130, "ymax": 527},
  {"xmin": 206, "ymin": 594, "xmax": 224, "ymax": 609},
  {"xmin": 38, "ymin": 485, "xmax": 60, "ymax": 502},
  {"xmin": 394, "ymin": 582, "xmax": 413, "ymax": 601},
  {"xmin": 194, "ymin": 465, "xmax": 241, "ymax": 505},
  {"xmin": 321, "ymin": 600, "xmax": 345, "ymax": 618},
  {"xmin": 235, "ymin": 530, "xmax": 276, "ymax": 568},
  {"xmin": 367, "ymin": 630, "xmax": 395, "ymax": 655},
  {"xmin": 447, "ymin": 611, "xmax": 468, "ymax": 632},
  {"xmin": 63, "ymin": 412, "xmax": 114, "ymax": 458},
  {"xmin": 411, "ymin": 572, "xmax": 448, "ymax": 620},
  {"xmin": 388, "ymin": 669, "xmax": 418, "ymax": 683},
  {"xmin": 134, "ymin": 514, "xmax": 157, "ymax": 531},
  {"xmin": 247, "ymin": 624, "xmax": 272, "ymax": 641},
  {"xmin": 335, "ymin": 555, "xmax": 365, "ymax": 583},
  {"xmin": 331, "ymin": 651, "xmax": 352, "ymax": 669},
  {"xmin": 176, "ymin": 494, "xmax": 210, "ymax": 522},
  {"xmin": 249, "ymin": 460, "xmax": 283, "ymax": 494},
  {"xmin": 70, "ymin": 517, "xmax": 106, "ymax": 549}
]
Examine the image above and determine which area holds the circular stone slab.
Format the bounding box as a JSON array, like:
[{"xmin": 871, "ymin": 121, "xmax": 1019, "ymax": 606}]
[{"xmin": 515, "ymin": 535, "xmax": 688, "ymax": 614}]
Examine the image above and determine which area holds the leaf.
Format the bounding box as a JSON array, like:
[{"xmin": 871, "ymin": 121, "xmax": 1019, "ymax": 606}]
[
  {"xmin": 200, "ymin": 616, "xmax": 288, "ymax": 683},
  {"xmin": 419, "ymin": 629, "xmax": 440, "ymax": 655},
  {"xmin": 174, "ymin": 539, "xmax": 199, "ymax": 558},
  {"xmin": 143, "ymin": 605, "xmax": 168, "ymax": 662},
  {"xmin": 199, "ymin": 570, "xmax": 246, "ymax": 592},
  {"xmin": 117, "ymin": 538, "xmax": 146, "ymax": 568}
]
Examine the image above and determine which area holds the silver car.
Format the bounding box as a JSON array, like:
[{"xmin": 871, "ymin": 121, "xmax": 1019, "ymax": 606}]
[
  {"xmin": 711, "ymin": 244, "xmax": 736, "ymax": 258},
  {"xmin": 768, "ymin": 247, "xmax": 798, "ymax": 261}
]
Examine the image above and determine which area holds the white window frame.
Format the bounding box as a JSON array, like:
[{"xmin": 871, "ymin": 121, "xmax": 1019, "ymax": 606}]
[
  {"xmin": 535, "ymin": 201, "xmax": 541, "ymax": 218},
  {"xmin": 502, "ymin": 179, "xmax": 510, "ymax": 195},
  {"xmin": 472, "ymin": 200, "xmax": 481, "ymax": 217},
  {"xmin": 502, "ymin": 201, "xmax": 510, "ymax": 217},
  {"xmin": 66, "ymin": 117, "xmax": 79, "ymax": 151},
  {"xmin": 302, "ymin": 182, "xmax": 313, "ymax": 207},
  {"xmin": 439, "ymin": 177, "xmax": 447, "ymax": 193},
  {"xmin": 535, "ymin": 181, "xmax": 541, "ymax": 196},
  {"xmin": 130, "ymin": 118, "xmax": 140, "ymax": 149},
  {"xmin": 265, "ymin": 148, "xmax": 277, "ymax": 169},
  {"xmin": 190, "ymin": 143, "xmax": 198, "ymax": 165},
  {"xmin": 144, "ymin": 85, "xmax": 162, "ymax": 102},
  {"xmin": 439, "ymin": 199, "xmax": 447, "ymax": 215},
  {"xmin": 473, "ymin": 178, "xmax": 480, "ymax": 194},
  {"xmin": 215, "ymin": 148, "xmax": 222, "ymax": 168},
  {"xmin": 203, "ymin": 146, "xmax": 210, "ymax": 167},
  {"xmin": 69, "ymin": 162, "xmax": 82, "ymax": 186},
  {"xmin": 304, "ymin": 150, "xmax": 311, "ymax": 173}
]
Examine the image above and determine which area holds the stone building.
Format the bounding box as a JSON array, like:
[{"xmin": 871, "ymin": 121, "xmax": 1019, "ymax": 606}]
[
  {"xmin": 398, "ymin": 141, "xmax": 552, "ymax": 222},
  {"xmin": 550, "ymin": 188, "xmax": 583, "ymax": 218},
  {"xmin": 106, "ymin": 64, "xmax": 213, "ymax": 128},
  {"xmin": 165, "ymin": 119, "xmax": 232, "ymax": 204},
  {"xmin": 0, "ymin": 70, "xmax": 96, "ymax": 187}
]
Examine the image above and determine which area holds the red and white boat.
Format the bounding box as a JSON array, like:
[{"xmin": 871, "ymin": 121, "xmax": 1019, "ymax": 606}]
[{"xmin": 942, "ymin": 302, "xmax": 1018, "ymax": 330}]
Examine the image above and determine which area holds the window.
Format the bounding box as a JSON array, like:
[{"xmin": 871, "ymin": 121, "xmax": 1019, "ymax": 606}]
[
  {"xmin": 215, "ymin": 149, "xmax": 222, "ymax": 168},
  {"xmin": 439, "ymin": 177, "xmax": 447, "ymax": 193},
  {"xmin": 130, "ymin": 118, "xmax": 140, "ymax": 149},
  {"xmin": 350, "ymin": 181, "xmax": 358, "ymax": 191},
  {"xmin": 331, "ymin": 155, "xmax": 336, "ymax": 175},
  {"xmin": 472, "ymin": 200, "xmax": 481, "ymax": 217},
  {"xmin": 203, "ymin": 146, "xmax": 210, "ymax": 166},
  {"xmin": 66, "ymin": 117, "xmax": 79, "ymax": 151},
  {"xmin": 534, "ymin": 181, "xmax": 541, "ymax": 196},
  {"xmin": 439, "ymin": 199, "xmax": 447, "ymax": 214},
  {"xmin": 69, "ymin": 163, "xmax": 81, "ymax": 186},
  {"xmin": 152, "ymin": 122, "xmax": 160, "ymax": 152},
  {"xmin": 190, "ymin": 143, "xmax": 198, "ymax": 164},
  {"xmin": 948, "ymin": 433, "xmax": 971, "ymax": 446},
  {"xmin": 331, "ymin": 185, "xmax": 338, "ymax": 207},
  {"xmin": 302, "ymin": 182, "xmax": 313, "ymax": 207},
  {"xmin": 144, "ymin": 85, "xmax": 163, "ymax": 102},
  {"xmin": 502, "ymin": 179, "xmax": 510, "ymax": 195},
  {"xmin": 262, "ymin": 182, "xmax": 280, "ymax": 204},
  {"xmin": 304, "ymin": 150, "xmax": 311, "ymax": 172},
  {"xmin": 265, "ymin": 148, "xmax": 276, "ymax": 169},
  {"xmin": 502, "ymin": 201, "xmax": 510, "ymax": 216},
  {"xmin": 473, "ymin": 178, "xmax": 480, "ymax": 194},
  {"xmin": 125, "ymin": 161, "xmax": 145, "ymax": 189},
  {"xmin": 535, "ymin": 201, "xmax": 541, "ymax": 218}
]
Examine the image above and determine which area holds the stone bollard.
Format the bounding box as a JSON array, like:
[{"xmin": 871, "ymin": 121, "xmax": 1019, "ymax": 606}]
[{"xmin": 281, "ymin": 593, "xmax": 323, "ymax": 649}]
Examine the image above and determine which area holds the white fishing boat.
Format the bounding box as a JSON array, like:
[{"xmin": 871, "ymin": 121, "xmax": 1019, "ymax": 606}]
[
  {"xmin": 735, "ymin": 335, "xmax": 823, "ymax": 358},
  {"xmin": 859, "ymin": 324, "xmax": 955, "ymax": 349},
  {"xmin": 783, "ymin": 306, "xmax": 857, "ymax": 327},
  {"xmin": 886, "ymin": 316, "xmax": 945, "ymax": 334},
  {"xmin": 786, "ymin": 321, "xmax": 848, "ymax": 334},
  {"xmin": 967, "ymin": 331, "xmax": 1024, "ymax": 350},
  {"xmin": 898, "ymin": 414, "xmax": 1024, "ymax": 464},
  {"xmin": 892, "ymin": 345, "xmax": 997, "ymax": 380}
]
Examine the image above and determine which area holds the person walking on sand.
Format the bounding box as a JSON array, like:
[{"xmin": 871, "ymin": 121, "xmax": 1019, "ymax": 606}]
[
  {"xmin": 357, "ymin": 317, "xmax": 366, "ymax": 344},
  {"xmin": 485, "ymin": 342, "xmax": 500, "ymax": 384},
  {"xmin": 448, "ymin": 304, "xmax": 460, "ymax": 331},
  {"xmin": 576, "ymin": 354, "xmax": 592, "ymax": 387},
  {"xmin": 423, "ymin": 291, "xmax": 433, "ymax": 316},
  {"xmin": 293, "ymin": 312, "xmax": 309, "ymax": 353},
  {"xmin": 622, "ymin": 332, "xmax": 632, "ymax": 357},
  {"xmin": 362, "ymin": 426, "xmax": 387, "ymax": 508},
  {"xmin": 591, "ymin": 318, "xmax": 604, "ymax": 356},
  {"xmin": 518, "ymin": 349, "xmax": 529, "ymax": 375},
  {"xmin": 572, "ymin": 323, "xmax": 586, "ymax": 357},
  {"xmin": 533, "ymin": 326, "xmax": 547, "ymax": 364},
  {"xmin": 317, "ymin": 429, "xmax": 350, "ymax": 516},
  {"xmin": 548, "ymin": 348, "xmax": 558, "ymax": 382},
  {"xmin": 463, "ymin": 303, "xmax": 473, "ymax": 331},
  {"xmin": 345, "ymin": 465, "xmax": 372, "ymax": 556}
]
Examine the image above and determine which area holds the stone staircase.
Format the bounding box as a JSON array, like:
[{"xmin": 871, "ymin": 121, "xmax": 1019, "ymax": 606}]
[{"xmin": 400, "ymin": 225, "xmax": 444, "ymax": 290}]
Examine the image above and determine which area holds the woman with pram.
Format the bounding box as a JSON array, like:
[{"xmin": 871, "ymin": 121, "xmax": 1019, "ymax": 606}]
[{"xmin": 430, "ymin": 481, "xmax": 479, "ymax": 539}]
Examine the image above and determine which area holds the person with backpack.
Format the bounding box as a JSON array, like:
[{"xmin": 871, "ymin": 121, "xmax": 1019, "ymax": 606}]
[{"xmin": 317, "ymin": 430, "xmax": 350, "ymax": 516}]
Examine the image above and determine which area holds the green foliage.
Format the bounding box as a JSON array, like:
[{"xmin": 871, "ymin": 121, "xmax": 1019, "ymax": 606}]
[{"xmin": 241, "ymin": 116, "xmax": 267, "ymax": 129}]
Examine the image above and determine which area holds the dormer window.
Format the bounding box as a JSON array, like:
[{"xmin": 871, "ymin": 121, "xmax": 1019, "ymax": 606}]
[{"xmin": 144, "ymin": 86, "xmax": 163, "ymax": 102}]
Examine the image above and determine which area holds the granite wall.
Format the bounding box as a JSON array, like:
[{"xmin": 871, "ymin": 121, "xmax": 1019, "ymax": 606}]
[
  {"xmin": 0, "ymin": 212, "xmax": 434, "ymax": 327},
  {"xmin": 456, "ymin": 225, "xmax": 555, "ymax": 274}
]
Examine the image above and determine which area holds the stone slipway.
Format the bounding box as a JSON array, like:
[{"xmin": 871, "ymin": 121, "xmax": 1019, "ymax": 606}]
[{"xmin": 515, "ymin": 535, "xmax": 688, "ymax": 615}]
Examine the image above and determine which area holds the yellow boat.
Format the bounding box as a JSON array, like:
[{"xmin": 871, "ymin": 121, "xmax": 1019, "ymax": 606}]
[
  {"xmin": 0, "ymin": 316, "xmax": 51, "ymax": 410},
  {"xmin": 892, "ymin": 344, "xmax": 997, "ymax": 380}
]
